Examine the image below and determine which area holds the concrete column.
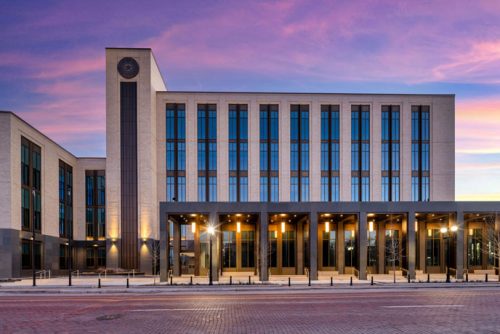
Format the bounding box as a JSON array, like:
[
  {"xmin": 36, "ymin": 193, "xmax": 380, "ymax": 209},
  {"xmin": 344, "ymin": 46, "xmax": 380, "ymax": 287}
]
[
  {"xmin": 160, "ymin": 213, "xmax": 168, "ymax": 282},
  {"xmin": 377, "ymin": 221, "xmax": 385, "ymax": 274},
  {"xmin": 358, "ymin": 212, "xmax": 368, "ymax": 280},
  {"xmin": 260, "ymin": 212, "xmax": 269, "ymax": 281},
  {"xmin": 173, "ymin": 221, "xmax": 180, "ymax": 276},
  {"xmin": 209, "ymin": 211, "xmax": 219, "ymax": 281},
  {"xmin": 337, "ymin": 221, "xmax": 345, "ymax": 274},
  {"xmin": 455, "ymin": 211, "xmax": 464, "ymax": 279},
  {"xmin": 297, "ymin": 221, "xmax": 304, "ymax": 275},
  {"xmin": 309, "ymin": 212, "xmax": 318, "ymax": 280},
  {"xmin": 407, "ymin": 211, "xmax": 416, "ymax": 279},
  {"xmin": 418, "ymin": 223, "xmax": 426, "ymax": 271}
]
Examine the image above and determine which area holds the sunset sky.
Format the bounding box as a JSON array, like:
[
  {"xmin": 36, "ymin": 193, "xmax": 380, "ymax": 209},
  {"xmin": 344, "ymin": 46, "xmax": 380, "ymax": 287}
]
[{"xmin": 1, "ymin": 0, "xmax": 499, "ymax": 200}]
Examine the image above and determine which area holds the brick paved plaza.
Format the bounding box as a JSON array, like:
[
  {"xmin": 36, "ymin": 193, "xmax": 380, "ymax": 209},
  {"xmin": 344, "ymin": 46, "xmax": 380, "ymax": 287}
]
[{"xmin": 0, "ymin": 286, "xmax": 499, "ymax": 333}]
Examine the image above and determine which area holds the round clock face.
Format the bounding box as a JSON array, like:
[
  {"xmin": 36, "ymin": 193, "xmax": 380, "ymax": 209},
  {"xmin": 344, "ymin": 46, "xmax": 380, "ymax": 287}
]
[{"xmin": 117, "ymin": 57, "xmax": 139, "ymax": 79}]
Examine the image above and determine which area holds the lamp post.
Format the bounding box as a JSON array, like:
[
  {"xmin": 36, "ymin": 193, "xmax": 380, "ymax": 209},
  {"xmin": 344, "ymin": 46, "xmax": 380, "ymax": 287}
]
[
  {"xmin": 31, "ymin": 188, "xmax": 36, "ymax": 287},
  {"xmin": 208, "ymin": 225, "xmax": 215, "ymax": 285}
]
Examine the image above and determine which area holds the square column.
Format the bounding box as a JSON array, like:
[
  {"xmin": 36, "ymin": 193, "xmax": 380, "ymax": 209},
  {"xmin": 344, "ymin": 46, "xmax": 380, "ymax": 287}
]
[
  {"xmin": 455, "ymin": 211, "xmax": 464, "ymax": 279},
  {"xmin": 209, "ymin": 211, "xmax": 219, "ymax": 282},
  {"xmin": 358, "ymin": 212, "xmax": 368, "ymax": 280},
  {"xmin": 407, "ymin": 211, "xmax": 416, "ymax": 279},
  {"xmin": 160, "ymin": 213, "xmax": 169, "ymax": 282},
  {"xmin": 309, "ymin": 212, "xmax": 318, "ymax": 280},
  {"xmin": 173, "ymin": 221, "xmax": 181, "ymax": 276},
  {"xmin": 259, "ymin": 212, "xmax": 269, "ymax": 281},
  {"xmin": 337, "ymin": 221, "xmax": 345, "ymax": 274},
  {"xmin": 297, "ymin": 221, "xmax": 304, "ymax": 275}
]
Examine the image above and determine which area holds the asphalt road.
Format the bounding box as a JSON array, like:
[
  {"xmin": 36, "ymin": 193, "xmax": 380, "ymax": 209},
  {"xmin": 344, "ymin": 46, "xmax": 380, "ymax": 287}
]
[{"xmin": 0, "ymin": 287, "xmax": 499, "ymax": 333}]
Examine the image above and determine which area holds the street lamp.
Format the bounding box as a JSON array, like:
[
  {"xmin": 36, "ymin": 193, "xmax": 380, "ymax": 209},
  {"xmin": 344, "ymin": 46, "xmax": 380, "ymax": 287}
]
[
  {"xmin": 31, "ymin": 188, "xmax": 36, "ymax": 287},
  {"xmin": 207, "ymin": 225, "xmax": 215, "ymax": 285}
]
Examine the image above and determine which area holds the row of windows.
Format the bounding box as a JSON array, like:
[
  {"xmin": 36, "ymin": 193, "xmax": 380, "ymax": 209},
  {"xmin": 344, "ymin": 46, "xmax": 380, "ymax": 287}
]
[
  {"xmin": 21, "ymin": 137, "xmax": 42, "ymax": 232},
  {"xmin": 86, "ymin": 171, "xmax": 106, "ymax": 240},
  {"xmin": 59, "ymin": 161, "xmax": 73, "ymax": 238},
  {"xmin": 166, "ymin": 104, "xmax": 432, "ymax": 202}
]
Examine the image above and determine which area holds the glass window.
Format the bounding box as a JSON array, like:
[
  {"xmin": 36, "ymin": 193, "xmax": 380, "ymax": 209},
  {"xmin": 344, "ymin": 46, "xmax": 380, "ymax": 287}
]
[
  {"xmin": 468, "ymin": 228, "xmax": 482, "ymax": 267},
  {"xmin": 282, "ymin": 230, "xmax": 296, "ymax": 267},
  {"xmin": 241, "ymin": 230, "xmax": 255, "ymax": 268},
  {"xmin": 269, "ymin": 230, "xmax": 278, "ymax": 268},
  {"xmin": 290, "ymin": 105, "xmax": 309, "ymax": 202},
  {"xmin": 351, "ymin": 105, "xmax": 370, "ymax": 202},
  {"xmin": 412, "ymin": 106, "xmax": 431, "ymax": 201},
  {"xmin": 223, "ymin": 231, "xmax": 236, "ymax": 268},
  {"xmin": 344, "ymin": 229, "xmax": 356, "ymax": 267},
  {"xmin": 322, "ymin": 230, "xmax": 336, "ymax": 267},
  {"xmin": 198, "ymin": 104, "xmax": 217, "ymax": 202},
  {"xmin": 426, "ymin": 229, "xmax": 440, "ymax": 266}
]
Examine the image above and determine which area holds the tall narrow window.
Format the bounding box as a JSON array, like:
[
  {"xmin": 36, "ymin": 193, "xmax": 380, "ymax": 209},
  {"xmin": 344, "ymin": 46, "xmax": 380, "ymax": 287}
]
[
  {"xmin": 412, "ymin": 105, "xmax": 430, "ymax": 201},
  {"xmin": 321, "ymin": 105, "xmax": 340, "ymax": 201},
  {"xmin": 351, "ymin": 105, "xmax": 370, "ymax": 201},
  {"xmin": 260, "ymin": 104, "xmax": 279, "ymax": 202},
  {"xmin": 229, "ymin": 104, "xmax": 248, "ymax": 202},
  {"xmin": 86, "ymin": 170, "xmax": 105, "ymax": 240},
  {"xmin": 198, "ymin": 104, "xmax": 217, "ymax": 201},
  {"xmin": 166, "ymin": 103, "xmax": 186, "ymax": 202},
  {"xmin": 290, "ymin": 104, "xmax": 309, "ymax": 202},
  {"xmin": 381, "ymin": 105, "xmax": 400, "ymax": 201},
  {"xmin": 21, "ymin": 137, "xmax": 41, "ymax": 232},
  {"xmin": 59, "ymin": 160, "xmax": 73, "ymax": 239}
]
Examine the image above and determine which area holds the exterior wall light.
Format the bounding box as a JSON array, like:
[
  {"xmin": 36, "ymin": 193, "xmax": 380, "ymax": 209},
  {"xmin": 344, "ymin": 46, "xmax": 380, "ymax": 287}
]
[
  {"xmin": 469, "ymin": 228, "xmax": 473, "ymax": 236},
  {"xmin": 440, "ymin": 227, "xmax": 448, "ymax": 234},
  {"xmin": 450, "ymin": 225, "xmax": 458, "ymax": 232},
  {"xmin": 281, "ymin": 222, "xmax": 286, "ymax": 233},
  {"xmin": 207, "ymin": 225, "xmax": 215, "ymax": 235},
  {"xmin": 325, "ymin": 222, "xmax": 330, "ymax": 233},
  {"xmin": 428, "ymin": 229, "xmax": 432, "ymax": 237},
  {"xmin": 236, "ymin": 222, "xmax": 241, "ymax": 233},
  {"xmin": 191, "ymin": 222, "xmax": 196, "ymax": 234},
  {"xmin": 369, "ymin": 221, "xmax": 374, "ymax": 232},
  {"xmin": 415, "ymin": 221, "xmax": 418, "ymax": 232}
]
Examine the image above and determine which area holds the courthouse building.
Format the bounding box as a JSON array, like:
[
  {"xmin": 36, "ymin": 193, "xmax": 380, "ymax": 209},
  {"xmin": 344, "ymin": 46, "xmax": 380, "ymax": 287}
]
[{"xmin": 0, "ymin": 48, "xmax": 499, "ymax": 281}]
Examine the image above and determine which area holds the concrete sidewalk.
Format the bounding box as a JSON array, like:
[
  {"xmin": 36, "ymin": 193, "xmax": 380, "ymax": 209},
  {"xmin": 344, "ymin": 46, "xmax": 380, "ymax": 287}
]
[{"xmin": 1, "ymin": 273, "xmax": 498, "ymax": 294}]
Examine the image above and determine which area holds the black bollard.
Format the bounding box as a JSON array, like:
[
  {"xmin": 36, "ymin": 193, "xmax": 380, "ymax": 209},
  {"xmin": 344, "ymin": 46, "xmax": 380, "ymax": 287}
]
[
  {"xmin": 126, "ymin": 277, "xmax": 129, "ymax": 288},
  {"xmin": 249, "ymin": 276, "xmax": 251, "ymax": 285},
  {"xmin": 288, "ymin": 277, "xmax": 291, "ymax": 287},
  {"xmin": 330, "ymin": 277, "xmax": 333, "ymax": 286},
  {"xmin": 408, "ymin": 274, "xmax": 410, "ymax": 283},
  {"xmin": 350, "ymin": 276, "xmax": 353, "ymax": 286},
  {"xmin": 485, "ymin": 273, "xmax": 488, "ymax": 282},
  {"xmin": 466, "ymin": 273, "xmax": 468, "ymax": 282},
  {"xmin": 427, "ymin": 273, "xmax": 430, "ymax": 283},
  {"xmin": 230, "ymin": 276, "xmax": 232, "ymax": 285},
  {"xmin": 98, "ymin": 278, "xmax": 101, "ymax": 289},
  {"xmin": 371, "ymin": 276, "xmax": 374, "ymax": 286},
  {"xmin": 190, "ymin": 276, "xmax": 193, "ymax": 285},
  {"xmin": 308, "ymin": 274, "xmax": 311, "ymax": 287},
  {"xmin": 170, "ymin": 275, "xmax": 173, "ymax": 285}
]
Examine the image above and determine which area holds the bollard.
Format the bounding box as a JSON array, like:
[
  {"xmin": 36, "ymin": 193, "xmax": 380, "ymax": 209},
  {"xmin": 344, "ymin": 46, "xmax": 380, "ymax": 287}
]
[
  {"xmin": 126, "ymin": 277, "xmax": 129, "ymax": 288},
  {"xmin": 249, "ymin": 276, "xmax": 251, "ymax": 285},
  {"xmin": 427, "ymin": 273, "xmax": 430, "ymax": 283},
  {"xmin": 98, "ymin": 278, "xmax": 101, "ymax": 289},
  {"xmin": 288, "ymin": 277, "xmax": 291, "ymax": 287},
  {"xmin": 330, "ymin": 277, "xmax": 333, "ymax": 286},
  {"xmin": 190, "ymin": 276, "xmax": 193, "ymax": 285},
  {"xmin": 466, "ymin": 273, "xmax": 469, "ymax": 282},
  {"xmin": 408, "ymin": 274, "xmax": 410, "ymax": 283},
  {"xmin": 371, "ymin": 276, "xmax": 374, "ymax": 286},
  {"xmin": 485, "ymin": 273, "xmax": 488, "ymax": 282},
  {"xmin": 350, "ymin": 276, "xmax": 353, "ymax": 286},
  {"xmin": 170, "ymin": 275, "xmax": 173, "ymax": 285},
  {"xmin": 230, "ymin": 276, "xmax": 232, "ymax": 285},
  {"xmin": 308, "ymin": 274, "xmax": 311, "ymax": 287}
]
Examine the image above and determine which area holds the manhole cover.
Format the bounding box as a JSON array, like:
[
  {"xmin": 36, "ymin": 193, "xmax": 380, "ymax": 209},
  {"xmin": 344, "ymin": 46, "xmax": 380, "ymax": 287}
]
[{"xmin": 96, "ymin": 314, "xmax": 122, "ymax": 321}]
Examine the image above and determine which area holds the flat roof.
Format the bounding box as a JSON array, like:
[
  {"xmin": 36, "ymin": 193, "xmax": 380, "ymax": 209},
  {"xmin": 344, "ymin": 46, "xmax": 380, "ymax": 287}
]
[{"xmin": 159, "ymin": 91, "xmax": 455, "ymax": 97}]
